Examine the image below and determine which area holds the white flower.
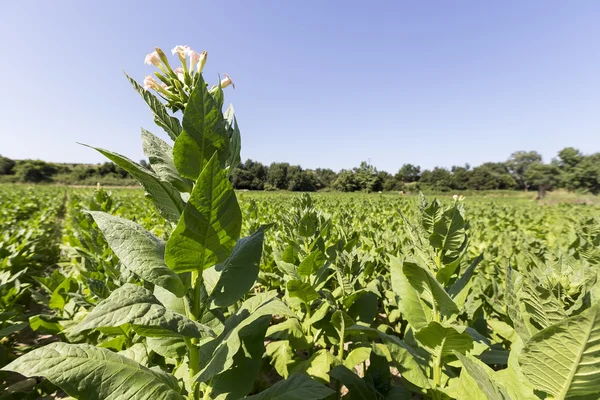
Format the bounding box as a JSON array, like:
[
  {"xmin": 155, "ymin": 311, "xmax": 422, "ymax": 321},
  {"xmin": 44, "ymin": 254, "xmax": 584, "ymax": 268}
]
[
  {"xmin": 143, "ymin": 75, "xmax": 160, "ymax": 90},
  {"xmin": 144, "ymin": 51, "xmax": 162, "ymax": 67},
  {"xmin": 220, "ymin": 74, "xmax": 234, "ymax": 89},
  {"xmin": 173, "ymin": 67, "xmax": 185, "ymax": 82},
  {"xmin": 453, "ymin": 194, "xmax": 459, "ymax": 200},
  {"xmin": 190, "ymin": 51, "xmax": 200, "ymax": 66},
  {"xmin": 171, "ymin": 45, "xmax": 192, "ymax": 59}
]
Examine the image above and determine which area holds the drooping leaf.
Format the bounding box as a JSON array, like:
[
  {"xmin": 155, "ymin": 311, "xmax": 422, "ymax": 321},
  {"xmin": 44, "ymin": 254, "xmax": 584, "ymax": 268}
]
[
  {"xmin": 83, "ymin": 145, "xmax": 184, "ymax": 223},
  {"xmin": 125, "ymin": 73, "xmax": 182, "ymax": 141},
  {"xmin": 519, "ymin": 304, "xmax": 600, "ymax": 399},
  {"xmin": 72, "ymin": 284, "xmax": 212, "ymax": 338},
  {"xmin": 2, "ymin": 342, "xmax": 184, "ymax": 400},
  {"xmin": 141, "ymin": 129, "xmax": 191, "ymax": 192},
  {"xmin": 165, "ymin": 153, "xmax": 242, "ymax": 273},
  {"xmin": 244, "ymin": 373, "xmax": 335, "ymax": 400},
  {"xmin": 88, "ymin": 212, "xmax": 185, "ymax": 297},
  {"xmin": 209, "ymin": 227, "xmax": 264, "ymax": 308},
  {"xmin": 173, "ymin": 73, "xmax": 229, "ymax": 180}
]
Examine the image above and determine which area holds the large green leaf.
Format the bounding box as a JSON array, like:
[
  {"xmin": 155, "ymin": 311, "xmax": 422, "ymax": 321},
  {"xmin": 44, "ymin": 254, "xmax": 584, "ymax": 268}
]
[
  {"xmin": 209, "ymin": 227, "xmax": 264, "ymax": 308},
  {"xmin": 519, "ymin": 304, "xmax": 600, "ymax": 399},
  {"xmin": 244, "ymin": 373, "xmax": 335, "ymax": 400},
  {"xmin": 141, "ymin": 129, "xmax": 191, "ymax": 192},
  {"xmin": 84, "ymin": 145, "xmax": 184, "ymax": 223},
  {"xmin": 422, "ymin": 199, "xmax": 443, "ymax": 234},
  {"xmin": 173, "ymin": 73, "xmax": 229, "ymax": 180},
  {"xmin": 88, "ymin": 212, "xmax": 185, "ymax": 297},
  {"xmin": 2, "ymin": 342, "xmax": 184, "ymax": 400},
  {"xmin": 126, "ymin": 73, "xmax": 182, "ymax": 141},
  {"xmin": 390, "ymin": 255, "xmax": 428, "ymax": 330},
  {"xmin": 72, "ymin": 284, "xmax": 212, "ymax": 338},
  {"xmin": 415, "ymin": 322, "xmax": 473, "ymax": 359},
  {"xmin": 429, "ymin": 205, "xmax": 466, "ymax": 254},
  {"xmin": 403, "ymin": 260, "xmax": 459, "ymax": 319},
  {"xmin": 165, "ymin": 153, "xmax": 242, "ymax": 273},
  {"xmin": 196, "ymin": 293, "xmax": 294, "ymax": 383}
]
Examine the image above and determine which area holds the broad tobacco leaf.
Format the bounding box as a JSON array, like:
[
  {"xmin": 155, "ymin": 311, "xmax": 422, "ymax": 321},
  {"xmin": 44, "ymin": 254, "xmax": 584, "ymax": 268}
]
[
  {"xmin": 72, "ymin": 284, "xmax": 213, "ymax": 338},
  {"xmin": 2, "ymin": 342, "xmax": 184, "ymax": 400},
  {"xmin": 165, "ymin": 153, "xmax": 242, "ymax": 273},
  {"xmin": 89, "ymin": 211, "xmax": 185, "ymax": 297},
  {"xmin": 173, "ymin": 73, "xmax": 230, "ymax": 180}
]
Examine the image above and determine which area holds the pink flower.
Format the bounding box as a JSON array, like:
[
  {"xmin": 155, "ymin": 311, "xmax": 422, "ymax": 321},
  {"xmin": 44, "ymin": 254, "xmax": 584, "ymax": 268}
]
[
  {"xmin": 144, "ymin": 51, "xmax": 162, "ymax": 67},
  {"xmin": 143, "ymin": 75, "xmax": 160, "ymax": 90},
  {"xmin": 220, "ymin": 74, "xmax": 234, "ymax": 89}
]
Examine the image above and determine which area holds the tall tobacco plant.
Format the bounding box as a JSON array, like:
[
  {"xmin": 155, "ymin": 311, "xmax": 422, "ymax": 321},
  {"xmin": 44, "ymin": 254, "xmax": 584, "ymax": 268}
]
[{"xmin": 2, "ymin": 46, "xmax": 333, "ymax": 400}]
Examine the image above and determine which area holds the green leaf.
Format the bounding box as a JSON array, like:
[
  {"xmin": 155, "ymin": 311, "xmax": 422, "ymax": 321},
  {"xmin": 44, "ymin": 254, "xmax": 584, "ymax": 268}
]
[
  {"xmin": 298, "ymin": 249, "xmax": 325, "ymax": 277},
  {"xmin": 141, "ymin": 129, "xmax": 191, "ymax": 192},
  {"xmin": 448, "ymin": 253, "xmax": 483, "ymax": 299},
  {"xmin": 244, "ymin": 373, "xmax": 335, "ymax": 400},
  {"xmin": 403, "ymin": 260, "xmax": 459, "ymax": 319},
  {"xmin": 88, "ymin": 212, "xmax": 185, "ymax": 297},
  {"xmin": 422, "ymin": 199, "xmax": 443, "ymax": 234},
  {"xmin": 209, "ymin": 227, "xmax": 264, "ymax": 308},
  {"xmin": 429, "ymin": 205, "xmax": 467, "ymax": 254},
  {"xmin": 0, "ymin": 322, "xmax": 28, "ymax": 338},
  {"xmin": 343, "ymin": 346, "xmax": 371, "ymax": 369},
  {"xmin": 165, "ymin": 153, "xmax": 242, "ymax": 273},
  {"xmin": 125, "ymin": 73, "xmax": 182, "ymax": 141},
  {"xmin": 331, "ymin": 310, "xmax": 354, "ymax": 344},
  {"xmin": 267, "ymin": 318, "xmax": 309, "ymax": 350},
  {"xmin": 224, "ymin": 104, "xmax": 241, "ymax": 172},
  {"xmin": 146, "ymin": 337, "xmax": 187, "ymax": 360},
  {"xmin": 72, "ymin": 284, "xmax": 213, "ymax": 338},
  {"xmin": 455, "ymin": 352, "xmax": 512, "ymax": 400},
  {"xmin": 83, "ymin": 145, "xmax": 184, "ymax": 223},
  {"xmin": 287, "ymin": 280, "xmax": 319, "ymax": 304},
  {"xmin": 266, "ymin": 340, "xmax": 296, "ymax": 378},
  {"xmin": 2, "ymin": 342, "xmax": 184, "ymax": 400},
  {"xmin": 390, "ymin": 255, "xmax": 428, "ymax": 330},
  {"xmin": 414, "ymin": 322, "xmax": 473, "ymax": 359},
  {"xmin": 519, "ymin": 304, "xmax": 600, "ymax": 399},
  {"xmin": 329, "ymin": 365, "xmax": 374, "ymax": 399},
  {"xmin": 173, "ymin": 73, "xmax": 229, "ymax": 180},
  {"xmin": 196, "ymin": 293, "xmax": 294, "ymax": 383}
]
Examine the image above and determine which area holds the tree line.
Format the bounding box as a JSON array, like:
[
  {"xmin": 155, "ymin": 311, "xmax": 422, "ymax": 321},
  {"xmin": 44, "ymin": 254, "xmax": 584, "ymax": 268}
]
[{"xmin": 1, "ymin": 147, "xmax": 599, "ymax": 195}]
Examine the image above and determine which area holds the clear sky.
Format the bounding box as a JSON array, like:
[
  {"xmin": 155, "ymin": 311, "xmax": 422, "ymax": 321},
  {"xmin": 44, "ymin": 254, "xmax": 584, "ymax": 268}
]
[{"xmin": 1, "ymin": 1, "xmax": 599, "ymax": 172}]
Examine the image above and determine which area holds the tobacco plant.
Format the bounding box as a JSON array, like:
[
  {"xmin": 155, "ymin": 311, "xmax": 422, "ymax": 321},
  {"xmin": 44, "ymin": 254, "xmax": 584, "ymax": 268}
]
[{"xmin": 2, "ymin": 46, "xmax": 334, "ymax": 400}]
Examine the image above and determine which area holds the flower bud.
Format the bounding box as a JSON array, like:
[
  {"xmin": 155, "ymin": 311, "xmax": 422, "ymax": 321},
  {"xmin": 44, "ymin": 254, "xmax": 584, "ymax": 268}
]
[
  {"xmin": 154, "ymin": 47, "xmax": 171, "ymax": 67},
  {"xmin": 144, "ymin": 51, "xmax": 162, "ymax": 67},
  {"xmin": 191, "ymin": 51, "xmax": 207, "ymax": 73},
  {"xmin": 220, "ymin": 74, "xmax": 234, "ymax": 89}
]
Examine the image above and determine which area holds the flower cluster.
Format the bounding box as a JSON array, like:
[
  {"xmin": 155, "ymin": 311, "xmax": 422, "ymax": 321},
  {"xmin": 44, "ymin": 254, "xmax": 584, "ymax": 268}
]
[{"xmin": 143, "ymin": 45, "xmax": 233, "ymax": 112}]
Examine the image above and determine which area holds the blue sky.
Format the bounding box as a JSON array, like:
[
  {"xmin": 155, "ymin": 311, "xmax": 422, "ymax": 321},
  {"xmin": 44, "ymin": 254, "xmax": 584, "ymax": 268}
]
[{"xmin": 1, "ymin": 1, "xmax": 599, "ymax": 172}]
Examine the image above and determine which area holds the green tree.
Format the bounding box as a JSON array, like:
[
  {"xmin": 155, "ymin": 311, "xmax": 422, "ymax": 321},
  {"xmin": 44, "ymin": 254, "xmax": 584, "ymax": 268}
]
[
  {"xmin": 571, "ymin": 153, "xmax": 600, "ymax": 194},
  {"xmin": 14, "ymin": 160, "xmax": 58, "ymax": 183},
  {"xmin": 395, "ymin": 163, "xmax": 421, "ymax": 183},
  {"xmin": 332, "ymin": 169, "xmax": 360, "ymax": 192},
  {"xmin": 267, "ymin": 162, "xmax": 289, "ymax": 190},
  {"xmin": 506, "ymin": 151, "xmax": 542, "ymax": 190},
  {"xmin": 450, "ymin": 165, "xmax": 471, "ymax": 190},
  {"xmin": 524, "ymin": 162, "xmax": 560, "ymax": 199},
  {"xmin": 314, "ymin": 168, "xmax": 337, "ymax": 190},
  {"xmin": 0, "ymin": 155, "xmax": 16, "ymax": 175},
  {"xmin": 467, "ymin": 162, "xmax": 516, "ymax": 190},
  {"xmin": 419, "ymin": 167, "xmax": 452, "ymax": 191}
]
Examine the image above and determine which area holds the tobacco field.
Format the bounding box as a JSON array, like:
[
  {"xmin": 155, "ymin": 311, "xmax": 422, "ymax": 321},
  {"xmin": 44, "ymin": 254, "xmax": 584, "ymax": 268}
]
[{"xmin": 0, "ymin": 45, "xmax": 599, "ymax": 400}]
